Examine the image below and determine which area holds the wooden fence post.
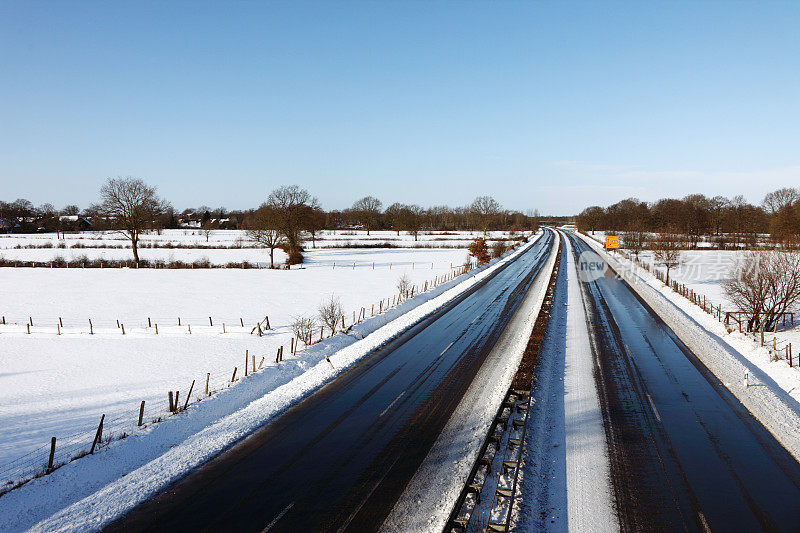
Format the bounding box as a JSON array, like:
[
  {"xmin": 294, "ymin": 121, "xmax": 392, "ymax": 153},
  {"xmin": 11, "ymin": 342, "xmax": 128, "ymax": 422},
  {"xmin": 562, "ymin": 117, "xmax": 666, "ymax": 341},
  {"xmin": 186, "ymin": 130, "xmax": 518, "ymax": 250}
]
[
  {"xmin": 205, "ymin": 373, "xmax": 210, "ymax": 395},
  {"xmin": 155, "ymin": 323, "xmax": 158, "ymax": 335},
  {"xmin": 89, "ymin": 319, "xmax": 93, "ymax": 335},
  {"xmin": 168, "ymin": 391, "xmax": 174, "ymax": 412},
  {"xmin": 138, "ymin": 401, "xmax": 145, "ymax": 426},
  {"xmin": 90, "ymin": 414, "xmax": 105, "ymax": 454},
  {"xmin": 184, "ymin": 380, "xmax": 195, "ymax": 410},
  {"xmin": 231, "ymin": 367, "xmax": 237, "ymax": 382},
  {"xmin": 209, "ymin": 317, "xmax": 213, "ymax": 326},
  {"xmin": 245, "ymin": 350, "xmax": 249, "ymax": 376},
  {"xmin": 48, "ymin": 437, "xmax": 56, "ymax": 471}
]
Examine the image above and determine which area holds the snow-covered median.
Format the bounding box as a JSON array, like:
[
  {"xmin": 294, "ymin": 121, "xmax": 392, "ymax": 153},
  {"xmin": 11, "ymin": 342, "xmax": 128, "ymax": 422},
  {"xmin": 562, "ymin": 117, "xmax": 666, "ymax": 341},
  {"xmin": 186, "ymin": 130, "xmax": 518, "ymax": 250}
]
[
  {"xmin": 0, "ymin": 234, "xmax": 542, "ymax": 533},
  {"xmin": 576, "ymin": 232, "xmax": 800, "ymax": 462}
]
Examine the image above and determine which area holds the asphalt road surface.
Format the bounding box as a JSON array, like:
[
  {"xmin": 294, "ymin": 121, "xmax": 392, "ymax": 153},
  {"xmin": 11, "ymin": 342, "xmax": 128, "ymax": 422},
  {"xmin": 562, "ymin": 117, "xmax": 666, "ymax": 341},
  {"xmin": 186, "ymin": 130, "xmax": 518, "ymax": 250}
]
[
  {"xmin": 565, "ymin": 231, "xmax": 800, "ymax": 532},
  {"xmin": 107, "ymin": 230, "xmax": 555, "ymax": 533}
]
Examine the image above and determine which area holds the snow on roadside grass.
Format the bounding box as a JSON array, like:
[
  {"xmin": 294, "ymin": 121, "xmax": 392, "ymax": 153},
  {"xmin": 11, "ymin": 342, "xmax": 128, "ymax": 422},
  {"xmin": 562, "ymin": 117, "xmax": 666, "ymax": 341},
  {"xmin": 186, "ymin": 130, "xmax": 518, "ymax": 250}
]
[
  {"xmin": 0, "ymin": 248, "xmax": 467, "ymax": 483},
  {"xmin": 0, "ymin": 235, "xmax": 540, "ymax": 532}
]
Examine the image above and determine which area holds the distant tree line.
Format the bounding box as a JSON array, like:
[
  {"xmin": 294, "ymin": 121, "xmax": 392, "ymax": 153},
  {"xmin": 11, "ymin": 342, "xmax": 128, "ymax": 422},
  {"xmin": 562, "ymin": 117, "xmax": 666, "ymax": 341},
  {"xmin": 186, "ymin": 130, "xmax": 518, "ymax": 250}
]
[
  {"xmin": 1, "ymin": 177, "xmax": 543, "ymax": 267},
  {"xmin": 576, "ymin": 188, "xmax": 800, "ymax": 249}
]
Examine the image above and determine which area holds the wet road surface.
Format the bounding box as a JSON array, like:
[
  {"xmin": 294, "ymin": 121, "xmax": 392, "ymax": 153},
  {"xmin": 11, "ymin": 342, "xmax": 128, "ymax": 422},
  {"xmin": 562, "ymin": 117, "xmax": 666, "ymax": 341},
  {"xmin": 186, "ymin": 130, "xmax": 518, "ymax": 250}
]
[
  {"xmin": 566, "ymin": 231, "xmax": 800, "ymax": 532},
  {"xmin": 107, "ymin": 231, "xmax": 555, "ymax": 532}
]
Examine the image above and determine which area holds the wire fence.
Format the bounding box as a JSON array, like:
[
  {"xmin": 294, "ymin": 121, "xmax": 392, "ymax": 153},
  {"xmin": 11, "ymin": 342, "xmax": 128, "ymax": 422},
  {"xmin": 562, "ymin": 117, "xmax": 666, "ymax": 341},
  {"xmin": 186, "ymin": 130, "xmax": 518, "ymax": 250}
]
[{"xmin": 0, "ymin": 260, "xmax": 485, "ymax": 495}]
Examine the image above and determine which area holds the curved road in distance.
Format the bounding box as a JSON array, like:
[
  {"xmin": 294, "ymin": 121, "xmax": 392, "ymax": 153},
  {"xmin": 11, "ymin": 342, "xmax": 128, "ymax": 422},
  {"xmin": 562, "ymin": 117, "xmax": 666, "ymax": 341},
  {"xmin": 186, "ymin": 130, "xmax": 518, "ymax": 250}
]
[
  {"xmin": 565, "ymin": 231, "xmax": 800, "ymax": 531},
  {"xmin": 108, "ymin": 230, "xmax": 556, "ymax": 533}
]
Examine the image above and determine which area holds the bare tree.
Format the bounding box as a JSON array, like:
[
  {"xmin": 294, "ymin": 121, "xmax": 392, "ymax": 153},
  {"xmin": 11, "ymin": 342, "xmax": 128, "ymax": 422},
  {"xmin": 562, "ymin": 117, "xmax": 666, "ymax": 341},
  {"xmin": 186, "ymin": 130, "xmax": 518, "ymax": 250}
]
[
  {"xmin": 318, "ymin": 294, "xmax": 344, "ymax": 333},
  {"xmin": 471, "ymin": 196, "xmax": 501, "ymax": 237},
  {"xmin": 306, "ymin": 206, "xmax": 326, "ymax": 248},
  {"xmin": 246, "ymin": 204, "xmax": 284, "ymax": 268},
  {"xmin": 622, "ymin": 221, "xmax": 649, "ymax": 257},
  {"xmin": 762, "ymin": 187, "xmax": 800, "ymax": 216},
  {"xmin": 724, "ymin": 251, "xmax": 800, "ymax": 331},
  {"xmin": 652, "ymin": 228, "xmax": 683, "ymax": 285},
  {"xmin": 268, "ymin": 185, "xmax": 318, "ymax": 263},
  {"xmin": 93, "ymin": 177, "xmax": 167, "ymax": 266},
  {"xmin": 352, "ymin": 196, "xmax": 383, "ymax": 235}
]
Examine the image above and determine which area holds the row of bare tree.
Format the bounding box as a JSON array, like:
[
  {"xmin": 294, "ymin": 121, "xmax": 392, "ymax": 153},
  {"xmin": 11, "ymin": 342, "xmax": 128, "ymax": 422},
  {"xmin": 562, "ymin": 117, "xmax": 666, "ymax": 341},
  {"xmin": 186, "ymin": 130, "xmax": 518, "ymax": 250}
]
[
  {"xmin": 577, "ymin": 188, "xmax": 800, "ymax": 249},
  {"xmin": 2, "ymin": 177, "xmax": 542, "ymax": 268}
]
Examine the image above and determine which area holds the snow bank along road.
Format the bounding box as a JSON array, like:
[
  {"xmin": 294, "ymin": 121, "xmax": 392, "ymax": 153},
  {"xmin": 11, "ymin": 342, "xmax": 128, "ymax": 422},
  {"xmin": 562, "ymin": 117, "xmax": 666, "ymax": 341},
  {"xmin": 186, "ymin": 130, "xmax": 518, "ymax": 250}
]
[
  {"xmin": 520, "ymin": 230, "xmax": 800, "ymax": 531},
  {"xmin": 103, "ymin": 231, "xmax": 556, "ymax": 531}
]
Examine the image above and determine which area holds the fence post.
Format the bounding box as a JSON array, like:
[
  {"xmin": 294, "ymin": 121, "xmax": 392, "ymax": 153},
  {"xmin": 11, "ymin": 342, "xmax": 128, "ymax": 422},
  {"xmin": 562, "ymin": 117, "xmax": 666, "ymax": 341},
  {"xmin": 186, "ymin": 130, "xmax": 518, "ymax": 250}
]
[
  {"xmin": 168, "ymin": 391, "xmax": 174, "ymax": 412},
  {"xmin": 183, "ymin": 380, "xmax": 195, "ymax": 410},
  {"xmin": 138, "ymin": 401, "xmax": 145, "ymax": 426},
  {"xmin": 231, "ymin": 367, "xmax": 237, "ymax": 382},
  {"xmin": 89, "ymin": 319, "xmax": 93, "ymax": 335},
  {"xmin": 90, "ymin": 414, "xmax": 105, "ymax": 454},
  {"xmin": 209, "ymin": 317, "xmax": 213, "ymax": 326},
  {"xmin": 48, "ymin": 437, "xmax": 56, "ymax": 471},
  {"xmin": 205, "ymin": 373, "xmax": 210, "ymax": 396}
]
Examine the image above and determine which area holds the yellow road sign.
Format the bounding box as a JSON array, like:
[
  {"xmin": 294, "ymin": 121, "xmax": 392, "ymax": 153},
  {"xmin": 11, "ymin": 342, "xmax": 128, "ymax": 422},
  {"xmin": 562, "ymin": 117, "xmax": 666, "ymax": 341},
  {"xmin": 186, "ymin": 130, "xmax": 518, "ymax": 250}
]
[{"xmin": 605, "ymin": 235, "xmax": 619, "ymax": 249}]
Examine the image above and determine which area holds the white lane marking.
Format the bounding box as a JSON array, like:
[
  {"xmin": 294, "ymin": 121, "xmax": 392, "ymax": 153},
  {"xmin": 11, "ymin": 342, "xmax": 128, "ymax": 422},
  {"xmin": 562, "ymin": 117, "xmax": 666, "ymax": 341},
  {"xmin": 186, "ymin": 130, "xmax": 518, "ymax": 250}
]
[
  {"xmin": 440, "ymin": 341, "xmax": 455, "ymax": 355},
  {"xmin": 261, "ymin": 501, "xmax": 294, "ymax": 532},
  {"xmin": 698, "ymin": 510, "xmax": 711, "ymax": 532},
  {"xmin": 379, "ymin": 390, "xmax": 406, "ymax": 418},
  {"xmin": 646, "ymin": 393, "xmax": 662, "ymax": 423}
]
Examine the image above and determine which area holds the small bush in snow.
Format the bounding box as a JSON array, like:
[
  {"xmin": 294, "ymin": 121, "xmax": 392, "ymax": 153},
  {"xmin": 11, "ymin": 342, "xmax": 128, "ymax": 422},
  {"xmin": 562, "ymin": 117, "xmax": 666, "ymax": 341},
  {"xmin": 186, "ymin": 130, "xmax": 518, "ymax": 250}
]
[
  {"xmin": 318, "ymin": 295, "xmax": 344, "ymax": 333},
  {"xmin": 396, "ymin": 273, "xmax": 411, "ymax": 295},
  {"xmin": 291, "ymin": 315, "xmax": 317, "ymax": 346}
]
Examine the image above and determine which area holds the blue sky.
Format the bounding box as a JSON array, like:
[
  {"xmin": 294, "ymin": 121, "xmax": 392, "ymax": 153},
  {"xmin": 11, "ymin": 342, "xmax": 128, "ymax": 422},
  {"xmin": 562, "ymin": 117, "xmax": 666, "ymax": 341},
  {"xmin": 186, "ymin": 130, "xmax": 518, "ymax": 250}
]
[{"xmin": 1, "ymin": 1, "xmax": 798, "ymax": 214}]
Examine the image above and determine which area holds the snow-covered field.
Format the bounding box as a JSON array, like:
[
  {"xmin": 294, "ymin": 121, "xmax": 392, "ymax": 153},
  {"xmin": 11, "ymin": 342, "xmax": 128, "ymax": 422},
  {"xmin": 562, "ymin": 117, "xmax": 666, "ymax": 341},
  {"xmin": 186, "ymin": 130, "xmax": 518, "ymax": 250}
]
[
  {"xmin": 0, "ymin": 229, "xmax": 521, "ymax": 266},
  {"xmin": 0, "ymin": 247, "xmax": 475, "ymax": 492},
  {"xmin": 0, "ymin": 234, "xmax": 539, "ymax": 532}
]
